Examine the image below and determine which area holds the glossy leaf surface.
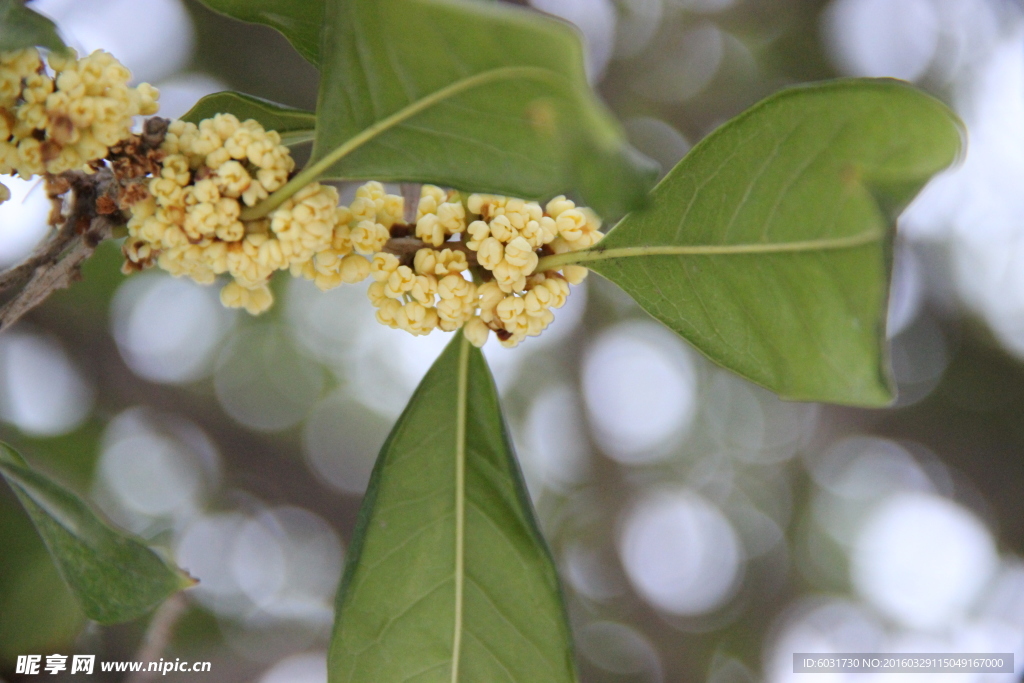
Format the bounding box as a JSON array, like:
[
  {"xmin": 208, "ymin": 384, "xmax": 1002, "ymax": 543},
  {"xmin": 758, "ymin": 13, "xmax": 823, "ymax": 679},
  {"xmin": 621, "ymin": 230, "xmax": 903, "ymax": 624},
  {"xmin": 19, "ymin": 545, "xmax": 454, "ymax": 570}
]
[
  {"xmin": 0, "ymin": 443, "xmax": 193, "ymax": 624},
  {"xmin": 329, "ymin": 334, "xmax": 577, "ymax": 683},
  {"xmin": 307, "ymin": 0, "xmax": 655, "ymax": 218},
  {"xmin": 543, "ymin": 79, "xmax": 962, "ymax": 406},
  {"xmin": 183, "ymin": 91, "xmax": 315, "ymax": 145}
]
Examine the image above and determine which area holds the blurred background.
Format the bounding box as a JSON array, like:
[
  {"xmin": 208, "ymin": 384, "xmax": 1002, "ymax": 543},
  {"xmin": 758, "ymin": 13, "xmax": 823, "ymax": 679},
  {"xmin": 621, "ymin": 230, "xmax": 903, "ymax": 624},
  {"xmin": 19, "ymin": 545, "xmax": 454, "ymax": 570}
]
[{"xmin": 2, "ymin": 0, "xmax": 1024, "ymax": 681}]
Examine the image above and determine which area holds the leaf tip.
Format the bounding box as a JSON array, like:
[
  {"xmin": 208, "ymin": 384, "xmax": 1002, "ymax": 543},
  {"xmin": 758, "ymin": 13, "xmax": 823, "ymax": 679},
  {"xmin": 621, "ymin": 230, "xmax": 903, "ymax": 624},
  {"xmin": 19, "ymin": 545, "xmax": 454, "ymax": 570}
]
[{"xmin": 177, "ymin": 570, "xmax": 200, "ymax": 590}]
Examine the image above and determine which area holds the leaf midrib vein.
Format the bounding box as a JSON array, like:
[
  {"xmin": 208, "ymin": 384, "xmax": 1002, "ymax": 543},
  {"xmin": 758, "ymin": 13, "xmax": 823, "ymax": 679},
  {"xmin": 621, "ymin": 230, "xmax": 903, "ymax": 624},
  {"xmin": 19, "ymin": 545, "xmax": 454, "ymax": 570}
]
[
  {"xmin": 451, "ymin": 333, "xmax": 470, "ymax": 683},
  {"xmin": 242, "ymin": 65, "xmax": 564, "ymax": 220},
  {"xmin": 536, "ymin": 228, "xmax": 882, "ymax": 271}
]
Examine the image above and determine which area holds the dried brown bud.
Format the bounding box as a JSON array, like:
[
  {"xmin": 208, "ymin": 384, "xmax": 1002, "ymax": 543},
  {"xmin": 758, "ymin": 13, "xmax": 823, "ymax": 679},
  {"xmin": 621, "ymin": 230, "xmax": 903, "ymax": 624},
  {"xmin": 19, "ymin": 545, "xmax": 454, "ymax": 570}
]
[
  {"xmin": 95, "ymin": 195, "xmax": 117, "ymax": 215},
  {"xmin": 40, "ymin": 140, "xmax": 62, "ymax": 163},
  {"xmin": 44, "ymin": 174, "xmax": 71, "ymax": 198},
  {"xmin": 117, "ymin": 182, "xmax": 150, "ymax": 209},
  {"xmin": 48, "ymin": 114, "xmax": 75, "ymax": 145}
]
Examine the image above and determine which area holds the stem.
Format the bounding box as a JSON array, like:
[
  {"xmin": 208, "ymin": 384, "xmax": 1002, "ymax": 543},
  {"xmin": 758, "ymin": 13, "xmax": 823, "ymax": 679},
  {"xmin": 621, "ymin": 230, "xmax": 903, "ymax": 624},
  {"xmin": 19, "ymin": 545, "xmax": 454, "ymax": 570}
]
[
  {"xmin": 0, "ymin": 171, "xmax": 120, "ymax": 331},
  {"xmin": 382, "ymin": 236, "xmax": 478, "ymax": 267},
  {"xmin": 239, "ymin": 66, "xmax": 562, "ymax": 221},
  {"xmin": 534, "ymin": 228, "xmax": 883, "ymax": 272},
  {"xmin": 401, "ymin": 183, "xmax": 421, "ymax": 225},
  {"xmin": 0, "ymin": 124, "xmax": 166, "ymax": 332},
  {"xmin": 125, "ymin": 593, "xmax": 188, "ymax": 683}
]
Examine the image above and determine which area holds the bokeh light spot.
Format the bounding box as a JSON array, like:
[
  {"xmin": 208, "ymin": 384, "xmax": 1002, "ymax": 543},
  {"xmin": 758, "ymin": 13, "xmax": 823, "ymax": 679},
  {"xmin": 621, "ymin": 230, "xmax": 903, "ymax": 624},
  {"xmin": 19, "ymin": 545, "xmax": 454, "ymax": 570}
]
[
  {"xmin": 583, "ymin": 321, "xmax": 698, "ymax": 464},
  {"xmin": 112, "ymin": 273, "xmax": 235, "ymax": 384},
  {"xmin": 0, "ymin": 329, "xmax": 93, "ymax": 436},
  {"xmin": 520, "ymin": 383, "xmax": 591, "ymax": 492},
  {"xmin": 851, "ymin": 492, "xmax": 998, "ymax": 630},
  {"xmin": 619, "ymin": 490, "xmax": 744, "ymax": 615},
  {"xmin": 822, "ymin": 0, "xmax": 939, "ymax": 81},
  {"xmin": 0, "ymin": 177, "xmax": 51, "ymax": 270},
  {"xmin": 34, "ymin": 0, "xmax": 194, "ymax": 84}
]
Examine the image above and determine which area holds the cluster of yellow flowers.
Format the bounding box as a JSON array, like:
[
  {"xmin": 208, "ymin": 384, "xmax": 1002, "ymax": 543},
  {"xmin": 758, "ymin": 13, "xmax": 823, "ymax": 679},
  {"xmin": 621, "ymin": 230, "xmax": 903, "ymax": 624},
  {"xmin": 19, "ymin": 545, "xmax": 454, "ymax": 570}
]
[
  {"xmin": 0, "ymin": 42, "xmax": 599, "ymax": 347},
  {"xmin": 364, "ymin": 186, "xmax": 601, "ymax": 347},
  {"xmin": 121, "ymin": 114, "xmax": 598, "ymax": 345},
  {"xmin": 0, "ymin": 48, "xmax": 159, "ymax": 203},
  {"xmin": 121, "ymin": 114, "xmax": 361, "ymax": 314}
]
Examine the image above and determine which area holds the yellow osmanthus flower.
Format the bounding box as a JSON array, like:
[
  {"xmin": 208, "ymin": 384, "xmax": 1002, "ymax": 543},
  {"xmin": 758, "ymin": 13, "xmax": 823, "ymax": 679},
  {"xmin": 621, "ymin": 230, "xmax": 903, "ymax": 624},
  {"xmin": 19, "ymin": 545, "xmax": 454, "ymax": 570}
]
[
  {"xmin": 120, "ymin": 114, "xmax": 598, "ymax": 345},
  {"xmin": 361, "ymin": 184, "xmax": 600, "ymax": 348},
  {"xmin": 0, "ymin": 48, "xmax": 598, "ymax": 347},
  {"xmin": 121, "ymin": 114, "xmax": 350, "ymax": 314},
  {"xmin": 0, "ymin": 48, "xmax": 159, "ymax": 202}
]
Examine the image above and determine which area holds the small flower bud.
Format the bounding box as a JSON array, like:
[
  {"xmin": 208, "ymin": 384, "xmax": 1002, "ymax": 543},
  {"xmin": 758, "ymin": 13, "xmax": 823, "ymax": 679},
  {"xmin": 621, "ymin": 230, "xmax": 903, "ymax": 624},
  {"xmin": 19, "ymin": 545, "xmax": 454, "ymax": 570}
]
[
  {"xmin": 340, "ymin": 254, "xmax": 371, "ymax": 283},
  {"xmin": 563, "ymin": 265, "xmax": 588, "ymax": 285},
  {"xmin": 416, "ymin": 213, "xmax": 446, "ymax": 247},
  {"xmin": 556, "ymin": 209, "xmax": 587, "ymax": 242},
  {"xmin": 504, "ymin": 236, "xmax": 538, "ymax": 271},
  {"xmin": 477, "ymin": 237, "xmax": 504, "ymax": 270},
  {"xmin": 245, "ymin": 285, "xmax": 274, "ymax": 315},
  {"xmin": 371, "ymin": 252, "xmax": 401, "ymax": 281},
  {"xmin": 464, "ymin": 317, "xmax": 490, "ymax": 348},
  {"xmin": 545, "ymin": 195, "xmax": 575, "ymax": 218}
]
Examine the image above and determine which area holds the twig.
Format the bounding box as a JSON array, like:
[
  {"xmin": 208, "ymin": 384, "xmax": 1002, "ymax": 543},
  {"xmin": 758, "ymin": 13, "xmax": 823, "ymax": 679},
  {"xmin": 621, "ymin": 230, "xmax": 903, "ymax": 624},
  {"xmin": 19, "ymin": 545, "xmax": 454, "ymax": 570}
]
[
  {"xmin": 401, "ymin": 182, "xmax": 421, "ymax": 225},
  {"xmin": 0, "ymin": 222, "xmax": 75, "ymax": 295},
  {"xmin": 0, "ymin": 169, "xmax": 121, "ymax": 330},
  {"xmin": 0, "ymin": 120, "xmax": 166, "ymax": 332},
  {"xmin": 125, "ymin": 593, "xmax": 189, "ymax": 683},
  {"xmin": 0, "ymin": 220, "xmax": 114, "ymax": 329},
  {"xmin": 383, "ymin": 235, "xmax": 479, "ymax": 267}
]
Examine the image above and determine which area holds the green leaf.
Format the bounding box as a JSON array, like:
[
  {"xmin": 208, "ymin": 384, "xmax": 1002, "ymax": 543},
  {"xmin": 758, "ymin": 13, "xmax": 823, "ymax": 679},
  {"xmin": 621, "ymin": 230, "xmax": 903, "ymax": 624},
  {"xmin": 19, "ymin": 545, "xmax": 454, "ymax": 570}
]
[
  {"xmin": 330, "ymin": 333, "xmax": 577, "ymax": 683},
  {"xmin": 300, "ymin": 0, "xmax": 655, "ymax": 219},
  {"xmin": 182, "ymin": 91, "xmax": 316, "ymax": 146},
  {"xmin": 0, "ymin": 554, "xmax": 84, "ymax": 660},
  {"xmin": 0, "ymin": 443, "xmax": 194, "ymax": 624},
  {"xmin": 193, "ymin": 0, "xmax": 324, "ymax": 66},
  {"xmin": 0, "ymin": 498, "xmax": 84, "ymax": 661},
  {"xmin": 0, "ymin": 0, "xmax": 67, "ymax": 53},
  {"xmin": 540, "ymin": 79, "xmax": 963, "ymax": 406}
]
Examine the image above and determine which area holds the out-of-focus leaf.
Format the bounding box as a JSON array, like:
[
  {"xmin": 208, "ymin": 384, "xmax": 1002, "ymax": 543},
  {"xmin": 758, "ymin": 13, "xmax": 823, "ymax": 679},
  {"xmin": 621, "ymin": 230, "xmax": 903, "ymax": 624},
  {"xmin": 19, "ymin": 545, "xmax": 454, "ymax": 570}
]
[
  {"xmin": 192, "ymin": 0, "xmax": 324, "ymax": 66},
  {"xmin": 0, "ymin": 499, "xmax": 83, "ymax": 662},
  {"xmin": 0, "ymin": 0, "xmax": 66, "ymax": 53},
  {"xmin": 540, "ymin": 79, "xmax": 963, "ymax": 406},
  {"xmin": 182, "ymin": 91, "xmax": 315, "ymax": 145},
  {"xmin": 0, "ymin": 554, "xmax": 84, "ymax": 660},
  {"xmin": 0, "ymin": 443, "xmax": 194, "ymax": 624},
  {"xmin": 298, "ymin": 0, "xmax": 655, "ymax": 220},
  {"xmin": 329, "ymin": 333, "xmax": 578, "ymax": 683}
]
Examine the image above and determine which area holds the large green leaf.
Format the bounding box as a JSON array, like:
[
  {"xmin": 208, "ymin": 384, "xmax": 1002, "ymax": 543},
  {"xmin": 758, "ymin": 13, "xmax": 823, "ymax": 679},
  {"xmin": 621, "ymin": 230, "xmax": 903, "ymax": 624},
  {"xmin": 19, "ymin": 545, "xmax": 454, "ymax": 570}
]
[
  {"xmin": 288, "ymin": 0, "xmax": 655, "ymax": 220},
  {"xmin": 330, "ymin": 333, "xmax": 577, "ymax": 683},
  {"xmin": 0, "ymin": 0, "xmax": 66, "ymax": 53},
  {"xmin": 193, "ymin": 0, "xmax": 324, "ymax": 66},
  {"xmin": 182, "ymin": 91, "xmax": 316, "ymax": 146},
  {"xmin": 0, "ymin": 443, "xmax": 194, "ymax": 624},
  {"xmin": 538, "ymin": 79, "xmax": 963, "ymax": 407}
]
